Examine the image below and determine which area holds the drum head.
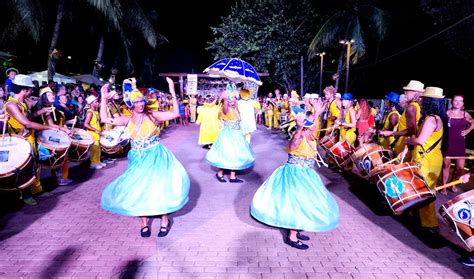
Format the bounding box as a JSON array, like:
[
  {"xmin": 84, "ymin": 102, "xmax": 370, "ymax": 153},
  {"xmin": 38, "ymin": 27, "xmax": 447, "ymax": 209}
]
[
  {"xmin": 0, "ymin": 136, "xmax": 32, "ymax": 175},
  {"xmin": 70, "ymin": 128, "xmax": 93, "ymax": 145},
  {"xmin": 353, "ymin": 143, "xmax": 381, "ymax": 159},
  {"xmin": 113, "ymin": 126, "xmax": 130, "ymax": 140},
  {"xmin": 100, "ymin": 130, "xmax": 120, "ymax": 147},
  {"xmin": 37, "ymin": 130, "xmax": 71, "ymax": 149}
]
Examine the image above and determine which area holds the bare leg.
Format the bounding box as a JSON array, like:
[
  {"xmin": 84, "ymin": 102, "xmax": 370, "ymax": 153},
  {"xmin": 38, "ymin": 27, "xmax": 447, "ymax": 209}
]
[
  {"xmin": 230, "ymin": 170, "xmax": 236, "ymax": 179},
  {"xmin": 218, "ymin": 169, "xmax": 224, "ymax": 177},
  {"xmin": 452, "ymin": 159, "xmax": 466, "ymax": 192},
  {"xmin": 288, "ymin": 229, "xmax": 298, "ymax": 241},
  {"xmin": 441, "ymin": 158, "xmax": 451, "ymax": 194},
  {"xmin": 140, "ymin": 216, "xmax": 148, "ymax": 228},
  {"xmin": 161, "ymin": 214, "xmax": 169, "ymax": 227}
]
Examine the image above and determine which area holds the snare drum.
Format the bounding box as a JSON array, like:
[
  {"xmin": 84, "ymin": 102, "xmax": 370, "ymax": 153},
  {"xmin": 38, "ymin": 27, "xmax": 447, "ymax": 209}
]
[
  {"xmin": 376, "ymin": 162, "xmax": 435, "ymax": 214},
  {"xmin": 36, "ymin": 130, "xmax": 71, "ymax": 169},
  {"xmin": 439, "ymin": 190, "xmax": 474, "ymax": 251},
  {"xmin": 0, "ymin": 135, "xmax": 36, "ymax": 191},
  {"xmin": 351, "ymin": 143, "xmax": 394, "ymax": 179},
  {"xmin": 328, "ymin": 139, "xmax": 354, "ymax": 168},
  {"xmin": 100, "ymin": 130, "xmax": 129, "ymax": 154},
  {"xmin": 279, "ymin": 112, "xmax": 288, "ymax": 123},
  {"xmin": 69, "ymin": 128, "xmax": 93, "ymax": 162}
]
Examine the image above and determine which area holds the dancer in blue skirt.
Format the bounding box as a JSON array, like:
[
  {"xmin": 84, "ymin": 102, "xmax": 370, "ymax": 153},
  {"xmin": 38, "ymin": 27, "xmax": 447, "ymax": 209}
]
[
  {"xmin": 251, "ymin": 99, "xmax": 339, "ymax": 249},
  {"xmin": 99, "ymin": 77, "xmax": 190, "ymax": 238},
  {"xmin": 206, "ymin": 89, "xmax": 255, "ymax": 183}
]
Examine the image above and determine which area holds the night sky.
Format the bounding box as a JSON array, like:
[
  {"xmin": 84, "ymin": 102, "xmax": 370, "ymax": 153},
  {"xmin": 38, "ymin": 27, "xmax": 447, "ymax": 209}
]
[{"xmin": 1, "ymin": 0, "xmax": 472, "ymax": 102}]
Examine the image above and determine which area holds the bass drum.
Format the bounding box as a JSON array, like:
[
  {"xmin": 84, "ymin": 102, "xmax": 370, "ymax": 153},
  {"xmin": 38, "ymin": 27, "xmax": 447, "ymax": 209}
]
[{"xmin": 0, "ymin": 135, "xmax": 36, "ymax": 192}]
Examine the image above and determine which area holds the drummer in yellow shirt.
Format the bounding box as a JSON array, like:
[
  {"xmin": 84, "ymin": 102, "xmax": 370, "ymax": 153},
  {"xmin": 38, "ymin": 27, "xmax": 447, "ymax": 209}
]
[
  {"xmin": 335, "ymin": 93, "xmax": 357, "ymax": 145},
  {"xmin": 5, "ymin": 75, "xmax": 67, "ymax": 205},
  {"xmin": 323, "ymin": 86, "xmax": 340, "ymax": 129},
  {"xmin": 84, "ymin": 95, "xmax": 105, "ymax": 170}
]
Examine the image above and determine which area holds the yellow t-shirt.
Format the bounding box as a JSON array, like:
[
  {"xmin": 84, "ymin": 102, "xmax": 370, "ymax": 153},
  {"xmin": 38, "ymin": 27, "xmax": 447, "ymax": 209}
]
[
  {"xmin": 327, "ymin": 99, "xmax": 340, "ymax": 128},
  {"xmin": 86, "ymin": 109, "xmax": 101, "ymax": 141},
  {"xmin": 394, "ymin": 102, "xmax": 421, "ymax": 155},
  {"xmin": 379, "ymin": 110, "xmax": 400, "ymax": 148}
]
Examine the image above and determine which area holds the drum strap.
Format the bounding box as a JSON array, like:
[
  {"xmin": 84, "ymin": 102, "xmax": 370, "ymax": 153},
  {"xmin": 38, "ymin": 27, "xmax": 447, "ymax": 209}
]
[{"xmin": 421, "ymin": 136, "xmax": 442, "ymax": 155}]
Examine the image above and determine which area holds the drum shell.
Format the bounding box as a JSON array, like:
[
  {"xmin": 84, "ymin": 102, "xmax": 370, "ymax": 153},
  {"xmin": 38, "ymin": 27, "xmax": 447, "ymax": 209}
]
[
  {"xmin": 0, "ymin": 154, "xmax": 36, "ymax": 192},
  {"xmin": 350, "ymin": 144, "xmax": 394, "ymax": 179},
  {"xmin": 376, "ymin": 162, "xmax": 435, "ymax": 214},
  {"xmin": 320, "ymin": 134, "xmax": 338, "ymax": 151},
  {"xmin": 439, "ymin": 189, "xmax": 474, "ymax": 251},
  {"xmin": 68, "ymin": 129, "xmax": 93, "ymax": 162},
  {"xmin": 36, "ymin": 130, "xmax": 71, "ymax": 169},
  {"xmin": 328, "ymin": 140, "xmax": 353, "ymax": 168}
]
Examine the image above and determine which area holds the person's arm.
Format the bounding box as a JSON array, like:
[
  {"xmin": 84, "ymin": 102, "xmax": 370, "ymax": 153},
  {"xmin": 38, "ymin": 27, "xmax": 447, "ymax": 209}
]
[
  {"xmin": 151, "ymin": 78, "xmax": 180, "ymax": 122},
  {"xmin": 5, "ymin": 102, "xmax": 52, "ymax": 131},
  {"xmin": 388, "ymin": 113, "xmax": 399, "ymax": 130},
  {"xmin": 404, "ymin": 104, "xmax": 418, "ymax": 137},
  {"xmin": 461, "ymin": 112, "xmax": 474, "ymax": 137},
  {"xmin": 83, "ymin": 111, "xmax": 102, "ymax": 135},
  {"xmin": 341, "ymin": 108, "xmax": 357, "ymax": 128},
  {"xmin": 221, "ymin": 91, "xmax": 229, "ymax": 115},
  {"xmin": 99, "ymin": 83, "xmax": 128, "ymax": 126},
  {"xmin": 45, "ymin": 114, "xmax": 69, "ymax": 133},
  {"xmin": 405, "ymin": 116, "xmax": 436, "ymax": 146},
  {"xmin": 288, "ymin": 115, "xmax": 305, "ymax": 152}
]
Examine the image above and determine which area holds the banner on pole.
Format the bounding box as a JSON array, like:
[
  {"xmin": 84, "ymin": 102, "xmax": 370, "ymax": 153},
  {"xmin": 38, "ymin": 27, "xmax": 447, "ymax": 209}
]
[{"xmin": 186, "ymin": 74, "xmax": 198, "ymax": 95}]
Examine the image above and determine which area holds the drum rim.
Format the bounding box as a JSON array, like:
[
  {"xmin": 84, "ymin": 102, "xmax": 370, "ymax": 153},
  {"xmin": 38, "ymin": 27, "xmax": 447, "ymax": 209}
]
[
  {"xmin": 0, "ymin": 135, "xmax": 33, "ymax": 176},
  {"xmin": 37, "ymin": 129, "xmax": 71, "ymax": 148},
  {"xmin": 70, "ymin": 128, "xmax": 94, "ymax": 145},
  {"xmin": 441, "ymin": 189, "xmax": 474, "ymax": 212}
]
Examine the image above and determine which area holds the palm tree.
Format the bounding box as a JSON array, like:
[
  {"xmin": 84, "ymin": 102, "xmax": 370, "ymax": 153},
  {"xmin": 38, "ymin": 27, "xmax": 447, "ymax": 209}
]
[
  {"xmin": 92, "ymin": 0, "xmax": 168, "ymax": 78},
  {"xmin": 308, "ymin": 4, "xmax": 387, "ymax": 92},
  {"xmin": 47, "ymin": 0, "xmax": 122, "ymax": 81}
]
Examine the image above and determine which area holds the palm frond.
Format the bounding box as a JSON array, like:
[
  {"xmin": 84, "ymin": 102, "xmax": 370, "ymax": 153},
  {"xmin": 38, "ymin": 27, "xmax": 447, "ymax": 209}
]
[
  {"xmin": 348, "ymin": 16, "xmax": 366, "ymax": 64},
  {"xmin": 84, "ymin": 0, "xmax": 122, "ymax": 29},
  {"xmin": 360, "ymin": 5, "xmax": 387, "ymax": 40},
  {"xmin": 120, "ymin": 1, "xmax": 167, "ymax": 48},
  {"xmin": 6, "ymin": 0, "xmax": 43, "ymax": 42},
  {"xmin": 308, "ymin": 11, "xmax": 349, "ymax": 59}
]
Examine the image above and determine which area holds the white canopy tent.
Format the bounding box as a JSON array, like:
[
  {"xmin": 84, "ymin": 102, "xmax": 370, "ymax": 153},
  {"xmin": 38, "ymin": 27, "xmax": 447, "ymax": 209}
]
[
  {"xmin": 27, "ymin": 70, "xmax": 77, "ymax": 84},
  {"xmin": 71, "ymin": 74, "xmax": 103, "ymax": 86}
]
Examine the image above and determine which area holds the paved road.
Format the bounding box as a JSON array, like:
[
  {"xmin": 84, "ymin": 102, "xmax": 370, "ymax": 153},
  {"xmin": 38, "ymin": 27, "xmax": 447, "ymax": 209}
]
[{"xmin": 0, "ymin": 124, "xmax": 473, "ymax": 278}]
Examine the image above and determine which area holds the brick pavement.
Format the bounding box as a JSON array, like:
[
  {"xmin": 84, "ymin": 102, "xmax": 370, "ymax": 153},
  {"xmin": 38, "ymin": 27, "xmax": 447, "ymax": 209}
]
[{"xmin": 0, "ymin": 124, "xmax": 473, "ymax": 278}]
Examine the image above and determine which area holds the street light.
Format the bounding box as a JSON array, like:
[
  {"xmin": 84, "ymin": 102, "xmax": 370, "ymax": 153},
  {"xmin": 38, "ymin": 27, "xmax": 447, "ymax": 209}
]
[
  {"xmin": 339, "ymin": 39, "xmax": 355, "ymax": 92},
  {"xmin": 317, "ymin": 52, "xmax": 326, "ymax": 95}
]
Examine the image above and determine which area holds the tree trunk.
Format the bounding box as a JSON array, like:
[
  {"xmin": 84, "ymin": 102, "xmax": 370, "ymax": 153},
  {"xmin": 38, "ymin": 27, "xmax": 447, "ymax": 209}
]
[
  {"xmin": 47, "ymin": 0, "xmax": 65, "ymax": 82},
  {"xmin": 334, "ymin": 47, "xmax": 345, "ymax": 93},
  {"xmin": 92, "ymin": 36, "xmax": 105, "ymax": 77}
]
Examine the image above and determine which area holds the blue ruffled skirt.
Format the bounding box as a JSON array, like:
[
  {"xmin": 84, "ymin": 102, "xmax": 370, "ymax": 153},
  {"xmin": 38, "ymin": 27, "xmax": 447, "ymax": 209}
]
[
  {"xmin": 101, "ymin": 142, "xmax": 190, "ymax": 216},
  {"xmin": 251, "ymin": 159, "xmax": 339, "ymax": 232},
  {"xmin": 206, "ymin": 123, "xmax": 255, "ymax": 170}
]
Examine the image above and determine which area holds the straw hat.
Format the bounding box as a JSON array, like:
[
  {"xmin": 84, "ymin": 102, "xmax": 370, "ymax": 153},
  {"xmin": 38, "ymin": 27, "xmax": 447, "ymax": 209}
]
[
  {"xmin": 335, "ymin": 93, "xmax": 341, "ymax": 99},
  {"xmin": 423, "ymin": 87, "xmax": 444, "ymax": 99},
  {"xmin": 304, "ymin": 94, "xmax": 311, "ymax": 99},
  {"xmin": 5, "ymin": 67, "xmax": 18, "ymax": 76},
  {"xmin": 310, "ymin": 93, "xmax": 319, "ymax": 99},
  {"xmin": 86, "ymin": 95, "xmax": 98, "ymax": 105},
  {"xmin": 39, "ymin": 87, "xmax": 53, "ymax": 96},
  {"xmin": 12, "ymin": 74, "xmax": 34, "ymax": 87},
  {"xmin": 403, "ymin": 80, "xmax": 425, "ymax": 92}
]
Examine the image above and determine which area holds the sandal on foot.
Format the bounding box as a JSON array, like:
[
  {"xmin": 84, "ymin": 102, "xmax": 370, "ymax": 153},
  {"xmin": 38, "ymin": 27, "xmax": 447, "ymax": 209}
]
[
  {"xmin": 229, "ymin": 178, "xmax": 244, "ymax": 183},
  {"xmin": 285, "ymin": 238, "xmax": 309, "ymax": 250},
  {"xmin": 158, "ymin": 218, "xmax": 173, "ymax": 238},
  {"xmin": 297, "ymin": 232, "xmax": 310, "ymax": 241},
  {"xmin": 140, "ymin": 226, "xmax": 151, "ymax": 238},
  {"xmin": 215, "ymin": 174, "xmax": 227, "ymax": 183}
]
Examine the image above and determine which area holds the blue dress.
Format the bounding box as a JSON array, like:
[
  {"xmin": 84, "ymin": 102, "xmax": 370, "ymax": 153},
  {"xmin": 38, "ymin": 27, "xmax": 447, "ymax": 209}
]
[
  {"xmin": 206, "ymin": 108, "xmax": 255, "ymax": 170},
  {"xmin": 251, "ymin": 138, "xmax": 339, "ymax": 232},
  {"xmin": 101, "ymin": 118, "xmax": 190, "ymax": 216}
]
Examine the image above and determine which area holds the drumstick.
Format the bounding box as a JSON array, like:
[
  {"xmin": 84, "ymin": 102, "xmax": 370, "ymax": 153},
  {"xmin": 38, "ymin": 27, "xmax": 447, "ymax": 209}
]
[
  {"xmin": 71, "ymin": 116, "xmax": 77, "ymax": 131},
  {"xmin": 446, "ymin": 156, "xmax": 474, "ymax": 160},
  {"xmin": 1, "ymin": 118, "xmax": 7, "ymax": 140},
  {"xmin": 51, "ymin": 105, "xmax": 57, "ymax": 122},
  {"xmin": 435, "ymin": 174, "xmax": 470, "ymax": 192}
]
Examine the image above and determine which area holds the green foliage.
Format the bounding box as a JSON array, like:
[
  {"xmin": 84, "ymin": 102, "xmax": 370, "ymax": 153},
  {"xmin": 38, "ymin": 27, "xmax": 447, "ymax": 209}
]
[{"xmin": 207, "ymin": 0, "xmax": 320, "ymax": 92}]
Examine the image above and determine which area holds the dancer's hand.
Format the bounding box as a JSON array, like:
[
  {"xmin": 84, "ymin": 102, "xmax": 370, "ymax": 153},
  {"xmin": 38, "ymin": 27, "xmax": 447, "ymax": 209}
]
[
  {"xmin": 220, "ymin": 91, "xmax": 228, "ymax": 100},
  {"xmin": 295, "ymin": 114, "xmax": 305, "ymax": 127},
  {"xmin": 311, "ymin": 99, "xmax": 325, "ymax": 116}
]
